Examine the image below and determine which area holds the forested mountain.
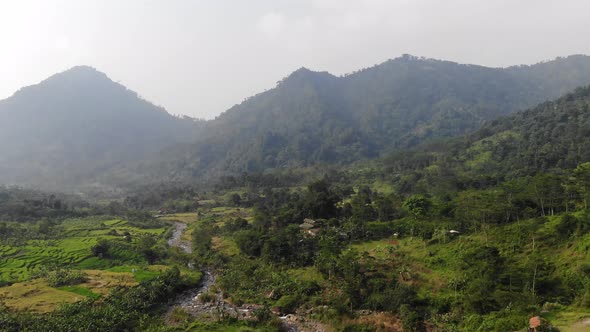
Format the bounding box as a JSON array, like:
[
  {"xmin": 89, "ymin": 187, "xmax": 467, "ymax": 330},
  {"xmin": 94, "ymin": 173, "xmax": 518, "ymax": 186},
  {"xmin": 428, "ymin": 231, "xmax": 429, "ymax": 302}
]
[
  {"xmin": 3, "ymin": 55, "xmax": 590, "ymax": 191},
  {"xmin": 0, "ymin": 66, "xmax": 201, "ymax": 189},
  {"xmin": 155, "ymin": 54, "xmax": 590, "ymax": 180}
]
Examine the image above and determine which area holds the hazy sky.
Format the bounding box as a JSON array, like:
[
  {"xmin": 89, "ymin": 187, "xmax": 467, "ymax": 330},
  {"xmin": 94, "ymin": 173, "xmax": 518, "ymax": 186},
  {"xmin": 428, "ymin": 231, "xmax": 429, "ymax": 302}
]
[{"xmin": 1, "ymin": 0, "xmax": 589, "ymax": 119}]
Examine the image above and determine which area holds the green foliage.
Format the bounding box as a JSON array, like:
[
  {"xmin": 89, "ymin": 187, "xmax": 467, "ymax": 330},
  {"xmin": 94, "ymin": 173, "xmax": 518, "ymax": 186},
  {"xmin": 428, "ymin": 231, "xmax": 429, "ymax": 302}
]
[
  {"xmin": 91, "ymin": 239, "xmax": 111, "ymax": 258},
  {"xmin": 403, "ymin": 195, "xmax": 431, "ymax": 219},
  {"xmin": 139, "ymin": 55, "xmax": 590, "ymax": 184},
  {"xmin": 43, "ymin": 267, "xmax": 86, "ymax": 287},
  {"xmin": 58, "ymin": 286, "xmax": 101, "ymax": 299},
  {"xmin": 274, "ymin": 295, "xmax": 300, "ymax": 314}
]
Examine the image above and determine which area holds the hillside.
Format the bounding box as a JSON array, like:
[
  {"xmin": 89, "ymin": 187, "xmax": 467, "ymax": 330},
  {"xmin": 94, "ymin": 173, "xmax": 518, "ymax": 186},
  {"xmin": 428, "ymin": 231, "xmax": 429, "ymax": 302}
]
[
  {"xmin": 462, "ymin": 85, "xmax": 590, "ymax": 177},
  {"xmin": 0, "ymin": 66, "xmax": 201, "ymax": 190},
  {"xmin": 154, "ymin": 54, "xmax": 590, "ymax": 181}
]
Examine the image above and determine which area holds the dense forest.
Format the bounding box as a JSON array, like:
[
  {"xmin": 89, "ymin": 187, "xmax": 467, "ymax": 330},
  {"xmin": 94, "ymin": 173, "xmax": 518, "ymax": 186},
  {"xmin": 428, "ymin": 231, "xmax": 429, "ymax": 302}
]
[{"xmin": 149, "ymin": 55, "xmax": 590, "ymax": 181}]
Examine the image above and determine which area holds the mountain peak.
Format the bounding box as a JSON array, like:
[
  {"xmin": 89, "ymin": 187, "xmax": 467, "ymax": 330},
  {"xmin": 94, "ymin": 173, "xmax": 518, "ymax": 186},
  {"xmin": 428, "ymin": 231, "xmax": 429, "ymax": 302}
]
[
  {"xmin": 66, "ymin": 65, "xmax": 99, "ymax": 72},
  {"xmin": 6, "ymin": 65, "xmax": 122, "ymax": 103},
  {"xmin": 47, "ymin": 65, "xmax": 111, "ymax": 83},
  {"xmin": 279, "ymin": 67, "xmax": 336, "ymax": 88}
]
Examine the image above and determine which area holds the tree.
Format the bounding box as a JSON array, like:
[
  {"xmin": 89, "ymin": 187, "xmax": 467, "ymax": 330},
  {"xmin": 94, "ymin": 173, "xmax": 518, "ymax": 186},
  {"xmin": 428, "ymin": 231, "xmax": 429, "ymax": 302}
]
[
  {"xmin": 136, "ymin": 234, "xmax": 158, "ymax": 264},
  {"xmin": 573, "ymin": 163, "xmax": 590, "ymax": 209},
  {"xmin": 403, "ymin": 195, "xmax": 431, "ymax": 220},
  {"xmin": 91, "ymin": 239, "xmax": 111, "ymax": 258},
  {"xmin": 531, "ymin": 174, "xmax": 565, "ymax": 216},
  {"xmin": 227, "ymin": 193, "xmax": 242, "ymax": 207}
]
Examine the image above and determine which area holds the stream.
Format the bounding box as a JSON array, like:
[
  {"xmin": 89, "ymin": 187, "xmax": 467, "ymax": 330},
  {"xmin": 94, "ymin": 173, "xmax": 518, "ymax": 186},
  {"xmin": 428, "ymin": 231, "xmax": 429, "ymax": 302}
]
[
  {"xmin": 168, "ymin": 222, "xmax": 239, "ymax": 317},
  {"xmin": 167, "ymin": 222, "xmax": 192, "ymax": 253},
  {"xmin": 165, "ymin": 221, "xmax": 319, "ymax": 331}
]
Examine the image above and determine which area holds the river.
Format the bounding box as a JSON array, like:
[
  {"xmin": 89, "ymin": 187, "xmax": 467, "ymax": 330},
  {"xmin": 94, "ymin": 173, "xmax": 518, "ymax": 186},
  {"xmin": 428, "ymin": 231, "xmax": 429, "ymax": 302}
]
[{"xmin": 165, "ymin": 220, "xmax": 318, "ymax": 331}]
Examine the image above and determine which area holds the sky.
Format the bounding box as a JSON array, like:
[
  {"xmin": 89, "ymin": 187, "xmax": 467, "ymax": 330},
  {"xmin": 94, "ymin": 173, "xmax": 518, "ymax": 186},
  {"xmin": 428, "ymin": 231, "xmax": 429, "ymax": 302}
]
[{"xmin": 1, "ymin": 0, "xmax": 589, "ymax": 119}]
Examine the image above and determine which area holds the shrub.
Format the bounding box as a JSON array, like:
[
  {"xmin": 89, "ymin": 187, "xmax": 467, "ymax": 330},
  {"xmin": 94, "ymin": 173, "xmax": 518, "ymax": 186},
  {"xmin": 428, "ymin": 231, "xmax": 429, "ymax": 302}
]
[
  {"xmin": 274, "ymin": 295, "xmax": 299, "ymax": 314},
  {"xmin": 198, "ymin": 291, "xmax": 217, "ymax": 303},
  {"xmin": 45, "ymin": 268, "xmax": 86, "ymax": 287}
]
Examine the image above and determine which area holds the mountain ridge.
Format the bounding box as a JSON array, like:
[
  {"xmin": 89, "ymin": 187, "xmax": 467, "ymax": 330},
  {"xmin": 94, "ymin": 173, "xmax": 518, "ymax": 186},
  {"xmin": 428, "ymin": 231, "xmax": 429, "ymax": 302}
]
[
  {"xmin": 145, "ymin": 54, "xmax": 590, "ymax": 183},
  {"xmin": 3, "ymin": 55, "xmax": 590, "ymax": 191}
]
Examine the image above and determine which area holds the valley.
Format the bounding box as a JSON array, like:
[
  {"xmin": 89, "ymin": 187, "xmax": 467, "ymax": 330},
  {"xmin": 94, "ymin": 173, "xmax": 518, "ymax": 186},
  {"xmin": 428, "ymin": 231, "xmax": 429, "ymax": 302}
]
[{"xmin": 1, "ymin": 57, "xmax": 590, "ymax": 331}]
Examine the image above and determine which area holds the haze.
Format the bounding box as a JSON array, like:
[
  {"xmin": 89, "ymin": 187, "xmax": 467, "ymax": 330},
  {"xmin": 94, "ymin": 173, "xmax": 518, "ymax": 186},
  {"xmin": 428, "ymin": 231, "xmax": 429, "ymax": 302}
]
[{"xmin": 1, "ymin": 0, "xmax": 589, "ymax": 119}]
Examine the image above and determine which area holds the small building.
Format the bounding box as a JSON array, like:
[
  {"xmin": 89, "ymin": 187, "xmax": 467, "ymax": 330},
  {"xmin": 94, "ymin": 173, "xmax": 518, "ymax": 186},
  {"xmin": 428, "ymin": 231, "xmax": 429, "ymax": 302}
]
[{"xmin": 299, "ymin": 218, "xmax": 319, "ymax": 237}]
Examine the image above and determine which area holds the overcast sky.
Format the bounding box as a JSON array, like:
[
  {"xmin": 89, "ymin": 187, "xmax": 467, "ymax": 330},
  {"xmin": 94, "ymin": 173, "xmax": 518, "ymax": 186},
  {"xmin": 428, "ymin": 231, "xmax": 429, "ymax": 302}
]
[{"xmin": 1, "ymin": 0, "xmax": 589, "ymax": 119}]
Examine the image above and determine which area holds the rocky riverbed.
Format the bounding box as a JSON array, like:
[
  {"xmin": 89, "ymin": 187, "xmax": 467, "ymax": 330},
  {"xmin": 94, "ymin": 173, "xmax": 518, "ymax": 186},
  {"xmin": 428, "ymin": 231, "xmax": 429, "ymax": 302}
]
[
  {"xmin": 165, "ymin": 220, "xmax": 326, "ymax": 331},
  {"xmin": 167, "ymin": 222, "xmax": 192, "ymax": 253}
]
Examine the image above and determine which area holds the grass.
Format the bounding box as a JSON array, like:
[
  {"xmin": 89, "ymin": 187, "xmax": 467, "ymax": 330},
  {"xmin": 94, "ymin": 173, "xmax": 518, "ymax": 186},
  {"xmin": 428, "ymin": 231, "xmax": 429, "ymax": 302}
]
[
  {"xmin": 163, "ymin": 212, "xmax": 199, "ymax": 224},
  {"xmin": 287, "ymin": 266, "xmax": 325, "ymax": 284},
  {"xmin": 57, "ymin": 285, "xmax": 101, "ymax": 299},
  {"xmin": 0, "ymin": 237, "xmax": 94, "ymax": 281},
  {"xmin": 212, "ymin": 236, "xmax": 240, "ymax": 256},
  {"xmin": 106, "ymin": 265, "xmax": 165, "ymax": 282},
  {"xmin": 352, "ymin": 238, "xmax": 399, "ymax": 260},
  {"xmin": 0, "ymin": 279, "xmax": 82, "ymax": 313},
  {"xmin": 0, "ymin": 269, "xmax": 140, "ymax": 312},
  {"xmin": 545, "ymin": 310, "xmax": 590, "ymax": 332}
]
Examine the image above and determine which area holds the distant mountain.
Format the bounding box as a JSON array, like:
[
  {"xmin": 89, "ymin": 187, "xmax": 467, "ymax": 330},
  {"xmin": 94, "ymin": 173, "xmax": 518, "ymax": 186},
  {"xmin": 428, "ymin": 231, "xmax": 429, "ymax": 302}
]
[
  {"xmin": 152, "ymin": 54, "xmax": 590, "ymax": 181},
  {"xmin": 0, "ymin": 66, "xmax": 200, "ymax": 189}
]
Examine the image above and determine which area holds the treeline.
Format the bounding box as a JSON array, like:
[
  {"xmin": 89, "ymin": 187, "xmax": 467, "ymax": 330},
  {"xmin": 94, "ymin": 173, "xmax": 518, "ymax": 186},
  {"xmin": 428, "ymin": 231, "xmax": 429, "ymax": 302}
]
[{"xmin": 0, "ymin": 187, "xmax": 89, "ymax": 222}]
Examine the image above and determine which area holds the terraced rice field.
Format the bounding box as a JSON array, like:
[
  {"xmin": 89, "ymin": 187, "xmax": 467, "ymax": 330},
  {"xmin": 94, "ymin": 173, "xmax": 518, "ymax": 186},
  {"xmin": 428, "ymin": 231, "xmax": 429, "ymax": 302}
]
[
  {"xmin": 0, "ymin": 216, "xmax": 173, "ymax": 312},
  {"xmin": 0, "ymin": 239, "xmax": 94, "ymax": 281},
  {"xmin": 0, "ymin": 218, "xmax": 167, "ymax": 282}
]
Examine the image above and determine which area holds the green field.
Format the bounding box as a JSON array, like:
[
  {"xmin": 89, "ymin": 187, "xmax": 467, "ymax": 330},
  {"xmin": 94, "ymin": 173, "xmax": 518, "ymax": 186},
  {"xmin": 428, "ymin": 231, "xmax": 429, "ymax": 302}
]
[
  {"xmin": 0, "ymin": 217, "xmax": 166, "ymax": 282},
  {"xmin": 0, "ymin": 215, "xmax": 174, "ymax": 313}
]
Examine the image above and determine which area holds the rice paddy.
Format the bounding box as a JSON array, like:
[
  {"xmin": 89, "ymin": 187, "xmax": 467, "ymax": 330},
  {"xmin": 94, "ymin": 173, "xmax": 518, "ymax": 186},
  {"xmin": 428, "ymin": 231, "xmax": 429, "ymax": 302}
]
[{"xmin": 0, "ymin": 216, "xmax": 171, "ymax": 312}]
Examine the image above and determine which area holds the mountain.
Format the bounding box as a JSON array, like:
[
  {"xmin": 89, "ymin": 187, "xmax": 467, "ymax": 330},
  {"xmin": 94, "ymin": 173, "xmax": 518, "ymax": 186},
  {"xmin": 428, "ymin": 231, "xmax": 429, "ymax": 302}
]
[
  {"xmin": 152, "ymin": 54, "xmax": 590, "ymax": 181},
  {"xmin": 0, "ymin": 66, "xmax": 200, "ymax": 190},
  {"xmin": 3, "ymin": 55, "xmax": 590, "ymax": 191}
]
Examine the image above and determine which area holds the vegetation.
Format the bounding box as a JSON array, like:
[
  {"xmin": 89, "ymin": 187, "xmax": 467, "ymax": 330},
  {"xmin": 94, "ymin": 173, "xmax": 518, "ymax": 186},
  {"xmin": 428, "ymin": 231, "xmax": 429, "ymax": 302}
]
[
  {"xmin": 2, "ymin": 56, "xmax": 590, "ymax": 331},
  {"xmin": 149, "ymin": 55, "xmax": 590, "ymax": 181}
]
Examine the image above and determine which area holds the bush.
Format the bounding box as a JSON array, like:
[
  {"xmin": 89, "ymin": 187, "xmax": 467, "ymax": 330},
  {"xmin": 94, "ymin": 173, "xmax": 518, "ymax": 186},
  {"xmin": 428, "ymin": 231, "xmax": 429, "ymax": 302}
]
[
  {"xmin": 199, "ymin": 291, "xmax": 217, "ymax": 303},
  {"xmin": 44, "ymin": 268, "xmax": 86, "ymax": 287},
  {"xmin": 274, "ymin": 295, "xmax": 299, "ymax": 314},
  {"xmin": 91, "ymin": 239, "xmax": 111, "ymax": 258}
]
